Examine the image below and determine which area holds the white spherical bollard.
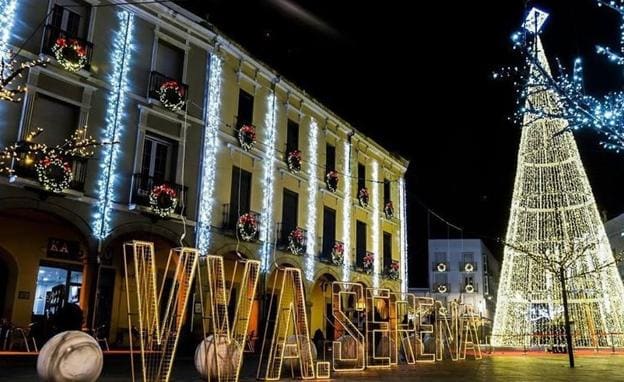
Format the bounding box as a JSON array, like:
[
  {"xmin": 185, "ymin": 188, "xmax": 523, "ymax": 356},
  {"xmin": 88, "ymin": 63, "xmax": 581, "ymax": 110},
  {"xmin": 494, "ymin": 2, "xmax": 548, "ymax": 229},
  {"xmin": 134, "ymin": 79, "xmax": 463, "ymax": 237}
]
[
  {"xmin": 194, "ymin": 335, "xmax": 241, "ymax": 380},
  {"xmin": 36, "ymin": 330, "xmax": 103, "ymax": 382}
]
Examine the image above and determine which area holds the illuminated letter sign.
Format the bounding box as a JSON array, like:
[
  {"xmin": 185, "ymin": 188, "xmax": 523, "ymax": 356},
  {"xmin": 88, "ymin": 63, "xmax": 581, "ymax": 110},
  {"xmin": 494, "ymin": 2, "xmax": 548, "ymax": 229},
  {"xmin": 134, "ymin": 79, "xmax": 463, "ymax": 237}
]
[
  {"xmin": 365, "ymin": 288, "xmax": 391, "ymax": 368},
  {"xmin": 123, "ymin": 241, "xmax": 199, "ymax": 382},
  {"xmin": 257, "ymin": 267, "xmax": 315, "ymax": 380},
  {"xmin": 195, "ymin": 254, "xmax": 260, "ymax": 381},
  {"xmin": 459, "ymin": 305, "xmax": 482, "ymax": 360},
  {"xmin": 416, "ymin": 297, "xmax": 435, "ymax": 363},
  {"xmin": 436, "ymin": 300, "xmax": 459, "ymax": 361},
  {"xmin": 331, "ymin": 282, "xmax": 365, "ymax": 371}
]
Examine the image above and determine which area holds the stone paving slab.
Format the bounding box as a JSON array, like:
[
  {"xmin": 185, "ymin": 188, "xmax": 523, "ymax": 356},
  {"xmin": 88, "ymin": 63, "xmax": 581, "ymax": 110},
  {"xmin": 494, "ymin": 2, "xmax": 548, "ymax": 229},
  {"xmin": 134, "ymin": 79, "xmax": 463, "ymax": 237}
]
[{"xmin": 1, "ymin": 354, "xmax": 623, "ymax": 381}]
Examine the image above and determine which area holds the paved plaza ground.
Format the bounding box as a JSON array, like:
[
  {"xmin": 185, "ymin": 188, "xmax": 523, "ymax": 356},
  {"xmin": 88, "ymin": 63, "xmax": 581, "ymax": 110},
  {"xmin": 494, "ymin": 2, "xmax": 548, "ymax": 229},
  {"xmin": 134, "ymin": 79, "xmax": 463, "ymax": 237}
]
[{"xmin": 1, "ymin": 353, "xmax": 624, "ymax": 381}]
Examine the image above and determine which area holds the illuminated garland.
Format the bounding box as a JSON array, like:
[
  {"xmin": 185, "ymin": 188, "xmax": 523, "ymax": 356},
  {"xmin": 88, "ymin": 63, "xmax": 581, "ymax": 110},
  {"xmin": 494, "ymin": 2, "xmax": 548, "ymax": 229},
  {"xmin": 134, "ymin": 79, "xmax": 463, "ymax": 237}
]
[
  {"xmin": 437, "ymin": 284, "xmax": 448, "ymax": 294},
  {"xmin": 384, "ymin": 201, "xmax": 394, "ymax": 219},
  {"xmin": 35, "ymin": 155, "xmax": 72, "ymax": 193},
  {"xmin": 465, "ymin": 284, "xmax": 475, "ymax": 294},
  {"xmin": 238, "ymin": 124, "xmax": 256, "ymax": 151},
  {"xmin": 93, "ymin": 11, "xmax": 134, "ymax": 240},
  {"xmin": 325, "ymin": 170, "xmax": 338, "ymax": 192},
  {"xmin": 237, "ymin": 213, "xmax": 258, "ymax": 241},
  {"xmin": 286, "ymin": 149, "xmax": 301, "ymax": 173},
  {"xmin": 158, "ymin": 80, "xmax": 185, "ymax": 112},
  {"xmin": 363, "ymin": 253, "xmax": 374, "ymax": 274},
  {"xmin": 387, "ymin": 261, "xmax": 400, "ymax": 280},
  {"xmin": 371, "ymin": 160, "xmax": 381, "ymax": 288},
  {"xmin": 399, "ymin": 177, "xmax": 408, "ymax": 293},
  {"xmin": 196, "ymin": 54, "xmax": 223, "ymax": 254},
  {"xmin": 437, "ymin": 262, "xmax": 447, "ymax": 272},
  {"xmin": 464, "ymin": 263, "xmax": 474, "ymax": 272},
  {"xmin": 259, "ymin": 91, "xmax": 278, "ymax": 272},
  {"xmin": 341, "ymin": 141, "xmax": 352, "ymax": 282},
  {"xmin": 358, "ymin": 187, "xmax": 369, "ymax": 207},
  {"xmin": 304, "ymin": 119, "xmax": 320, "ymax": 281},
  {"xmin": 287, "ymin": 227, "xmax": 305, "ymax": 255},
  {"xmin": 331, "ymin": 242, "xmax": 344, "ymax": 265},
  {"xmin": 149, "ymin": 184, "xmax": 178, "ymax": 218},
  {"xmin": 52, "ymin": 37, "xmax": 87, "ymax": 72}
]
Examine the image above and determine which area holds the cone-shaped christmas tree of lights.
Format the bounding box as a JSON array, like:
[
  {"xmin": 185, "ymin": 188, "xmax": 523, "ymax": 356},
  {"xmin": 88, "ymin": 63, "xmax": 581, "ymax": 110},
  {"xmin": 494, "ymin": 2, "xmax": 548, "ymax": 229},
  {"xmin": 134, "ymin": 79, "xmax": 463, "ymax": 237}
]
[{"xmin": 492, "ymin": 10, "xmax": 624, "ymax": 348}]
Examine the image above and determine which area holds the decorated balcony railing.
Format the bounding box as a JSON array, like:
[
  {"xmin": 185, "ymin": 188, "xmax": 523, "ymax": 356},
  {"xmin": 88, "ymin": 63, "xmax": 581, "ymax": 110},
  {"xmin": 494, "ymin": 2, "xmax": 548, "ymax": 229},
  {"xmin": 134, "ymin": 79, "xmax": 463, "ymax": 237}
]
[
  {"xmin": 42, "ymin": 24, "xmax": 94, "ymax": 70},
  {"xmin": 221, "ymin": 204, "xmax": 261, "ymax": 240},
  {"xmin": 461, "ymin": 262, "xmax": 477, "ymax": 272},
  {"xmin": 148, "ymin": 71, "xmax": 188, "ymax": 109},
  {"xmin": 12, "ymin": 153, "xmax": 88, "ymax": 192},
  {"xmin": 130, "ymin": 173, "xmax": 188, "ymax": 216}
]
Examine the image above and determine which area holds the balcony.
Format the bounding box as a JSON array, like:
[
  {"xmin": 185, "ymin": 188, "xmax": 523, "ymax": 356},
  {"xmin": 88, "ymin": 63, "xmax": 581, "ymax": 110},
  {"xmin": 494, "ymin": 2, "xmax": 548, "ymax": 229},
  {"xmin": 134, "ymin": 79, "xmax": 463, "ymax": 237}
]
[
  {"xmin": 353, "ymin": 251, "xmax": 374, "ymax": 274},
  {"xmin": 221, "ymin": 204, "xmax": 261, "ymax": 240},
  {"xmin": 276, "ymin": 223, "xmax": 307, "ymax": 253},
  {"xmin": 461, "ymin": 262, "xmax": 477, "ymax": 272},
  {"xmin": 42, "ymin": 24, "xmax": 94, "ymax": 70},
  {"xmin": 11, "ymin": 153, "xmax": 88, "ymax": 193},
  {"xmin": 433, "ymin": 261, "xmax": 448, "ymax": 272},
  {"xmin": 148, "ymin": 71, "xmax": 188, "ymax": 109},
  {"xmin": 130, "ymin": 173, "xmax": 188, "ymax": 217}
]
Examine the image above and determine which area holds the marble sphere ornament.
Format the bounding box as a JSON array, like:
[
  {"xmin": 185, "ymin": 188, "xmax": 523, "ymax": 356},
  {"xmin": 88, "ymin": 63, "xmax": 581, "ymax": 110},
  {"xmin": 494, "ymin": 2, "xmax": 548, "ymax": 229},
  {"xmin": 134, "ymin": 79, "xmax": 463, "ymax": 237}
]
[{"xmin": 37, "ymin": 330, "xmax": 103, "ymax": 382}]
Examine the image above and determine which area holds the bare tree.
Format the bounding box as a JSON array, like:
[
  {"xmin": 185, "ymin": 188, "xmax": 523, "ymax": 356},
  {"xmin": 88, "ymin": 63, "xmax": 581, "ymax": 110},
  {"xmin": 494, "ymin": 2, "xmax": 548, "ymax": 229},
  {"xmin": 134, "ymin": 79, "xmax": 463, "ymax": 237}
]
[{"xmin": 501, "ymin": 236, "xmax": 622, "ymax": 368}]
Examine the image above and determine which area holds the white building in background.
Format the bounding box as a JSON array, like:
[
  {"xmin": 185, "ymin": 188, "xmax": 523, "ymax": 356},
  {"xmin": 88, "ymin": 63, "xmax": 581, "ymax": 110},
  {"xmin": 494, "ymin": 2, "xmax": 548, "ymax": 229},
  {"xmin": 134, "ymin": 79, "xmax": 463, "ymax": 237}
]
[
  {"xmin": 428, "ymin": 239, "xmax": 500, "ymax": 323},
  {"xmin": 603, "ymin": 213, "xmax": 624, "ymax": 277}
]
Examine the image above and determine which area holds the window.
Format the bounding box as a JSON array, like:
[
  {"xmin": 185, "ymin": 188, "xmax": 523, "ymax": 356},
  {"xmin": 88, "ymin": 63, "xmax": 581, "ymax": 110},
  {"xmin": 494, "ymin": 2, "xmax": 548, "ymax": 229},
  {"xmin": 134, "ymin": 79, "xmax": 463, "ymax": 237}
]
[
  {"xmin": 383, "ymin": 179, "xmax": 391, "ymax": 204},
  {"xmin": 50, "ymin": 1, "xmax": 91, "ymax": 39},
  {"xmin": 434, "ymin": 273, "xmax": 448, "ymax": 287},
  {"xmin": 141, "ymin": 133, "xmax": 176, "ymax": 182},
  {"xmin": 465, "ymin": 276, "xmax": 474, "ymax": 287},
  {"xmin": 325, "ymin": 144, "xmax": 336, "ymax": 172},
  {"xmin": 286, "ymin": 120, "xmax": 299, "ymax": 153},
  {"xmin": 434, "ymin": 251, "xmax": 447, "ymax": 263},
  {"xmin": 356, "ymin": 220, "xmax": 367, "ymax": 267},
  {"xmin": 229, "ymin": 166, "xmax": 252, "ymax": 228},
  {"xmin": 33, "ymin": 263, "xmax": 82, "ymax": 316},
  {"xmin": 237, "ymin": 89, "xmax": 254, "ymax": 128},
  {"xmin": 484, "ymin": 275, "xmax": 490, "ymax": 295},
  {"xmin": 383, "ymin": 232, "xmax": 392, "ymax": 268},
  {"xmin": 357, "ymin": 163, "xmax": 366, "ymax": 191},
  {"xmin": 155, "ymin": 40, "xmax": 184, "ymax": 81},
  {"xmin": 281, "ymin": 188, "xmax": 298, "ymax": 244},
  {"xmin": 322, "ymin": 207, "xmax": 336, "ymax": 259},
  {"xmin": 483, "ymin": 253, "xmax": 489, "ymax": 274},
  {"xmin": 30, "ymin": 93, "xmax": 80, "ymax": 147}
]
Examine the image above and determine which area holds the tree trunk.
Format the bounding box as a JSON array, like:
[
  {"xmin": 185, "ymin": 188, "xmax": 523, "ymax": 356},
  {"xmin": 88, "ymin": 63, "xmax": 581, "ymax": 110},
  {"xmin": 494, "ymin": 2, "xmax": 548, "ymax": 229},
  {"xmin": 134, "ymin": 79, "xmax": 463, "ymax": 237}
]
[{"xmin": 560, "ymin": 268, "xmax": 575, "ymax": 368}]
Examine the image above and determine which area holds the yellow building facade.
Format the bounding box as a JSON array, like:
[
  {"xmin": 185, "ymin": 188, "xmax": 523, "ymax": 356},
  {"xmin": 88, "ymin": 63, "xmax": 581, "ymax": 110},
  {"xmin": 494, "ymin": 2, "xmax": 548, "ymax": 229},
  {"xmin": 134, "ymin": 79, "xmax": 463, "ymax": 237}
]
[{"xmin": 0, "ymin": 0, "xmax": 408, "ymax": 348}]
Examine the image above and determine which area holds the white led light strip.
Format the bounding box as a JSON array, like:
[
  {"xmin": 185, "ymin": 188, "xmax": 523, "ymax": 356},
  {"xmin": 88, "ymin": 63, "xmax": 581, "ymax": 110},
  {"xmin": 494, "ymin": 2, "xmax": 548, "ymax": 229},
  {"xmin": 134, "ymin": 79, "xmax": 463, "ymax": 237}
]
[
  {"xmin": 342, "ymin": 141, "xmax": 352, "ymax": 281},
  {"xmin": 93, "ymin": 11, "xmax": 134, "ymax": 239},
  {"xmin": 371, "ymin": 160, "xmax": 380, "ymax": 289},
  {"xmin": 260, "ymin": 91, "xmax": 278, "ymax": 271},
  {"xmin": 305, "ymin": 118, "xmax": 319, "ymax": 281},
  {"xmin": 399, "ymin": 177, "xmax": 408, "ymax": 294},
  {"xmin": 0, "ymin": 0, "xmax": 17, "ymax": 60},
  {"xmin": 196, "ymin": 54, "xmax": 223, "ymax": 254}
]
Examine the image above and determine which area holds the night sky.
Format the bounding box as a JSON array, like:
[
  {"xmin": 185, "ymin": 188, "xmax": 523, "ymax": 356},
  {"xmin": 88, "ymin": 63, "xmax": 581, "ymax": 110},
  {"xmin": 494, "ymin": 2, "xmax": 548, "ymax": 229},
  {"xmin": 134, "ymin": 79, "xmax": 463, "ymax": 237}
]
[{"xmin": 175, "ymin": 0, "xmax": 624, "ymax": 287}]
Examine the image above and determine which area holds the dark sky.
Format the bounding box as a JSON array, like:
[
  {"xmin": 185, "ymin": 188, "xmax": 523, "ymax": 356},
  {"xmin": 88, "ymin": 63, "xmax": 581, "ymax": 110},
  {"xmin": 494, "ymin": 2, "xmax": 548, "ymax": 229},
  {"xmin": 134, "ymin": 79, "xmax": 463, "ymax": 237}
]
[{"xmin": 175, "ymin": 0, "xmax": 624, "ymax": 287}]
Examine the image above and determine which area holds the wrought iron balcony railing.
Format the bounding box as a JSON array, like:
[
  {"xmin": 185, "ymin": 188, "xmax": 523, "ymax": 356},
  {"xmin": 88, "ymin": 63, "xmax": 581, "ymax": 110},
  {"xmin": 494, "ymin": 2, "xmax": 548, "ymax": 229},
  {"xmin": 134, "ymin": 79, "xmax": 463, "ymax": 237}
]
[
  {"xmin": 130, "ymin": 173, "xmax": 188, "ymax": 216},
  {"xmin": 11, "ymin": 153, "xmax": 88, "ymax": 192},
  {"xmin": 148, "ymin": 71, "xmax": 188, "ymax": 107},
  {"xmin": 42, "ymin": 24, "xmax": 94, "ymax": 70}
]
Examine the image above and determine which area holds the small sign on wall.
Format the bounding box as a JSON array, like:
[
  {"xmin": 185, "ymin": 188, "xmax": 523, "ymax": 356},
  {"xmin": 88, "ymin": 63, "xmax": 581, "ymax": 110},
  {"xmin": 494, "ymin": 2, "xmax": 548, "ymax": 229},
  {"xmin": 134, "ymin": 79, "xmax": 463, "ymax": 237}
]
[
  {"xmin": 47, "ymin": 238, "xmax": 82, "ymax": 262},
  {"xmin": 17, "ymin": 291, "xmax": 30, "ymax": 300}
]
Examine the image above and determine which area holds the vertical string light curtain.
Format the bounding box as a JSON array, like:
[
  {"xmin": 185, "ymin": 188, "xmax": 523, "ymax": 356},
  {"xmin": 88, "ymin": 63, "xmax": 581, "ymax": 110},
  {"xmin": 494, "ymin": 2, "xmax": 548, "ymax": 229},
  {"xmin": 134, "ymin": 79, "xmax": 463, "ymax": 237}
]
[
  {"xmin": 196, "ymin": 54, "xmax": 223, "ymax": 254},
  {"xmin": 259, "ymin": 90, "xmax": 278, "ymax": 271},
  {"xmin": 93, "ymin": 11, "xmax": 134, "ymax": 240}
]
